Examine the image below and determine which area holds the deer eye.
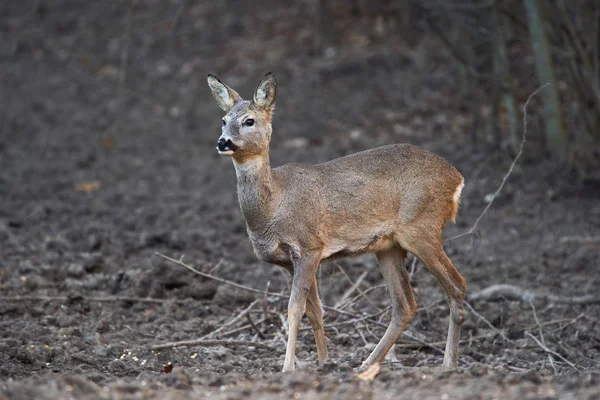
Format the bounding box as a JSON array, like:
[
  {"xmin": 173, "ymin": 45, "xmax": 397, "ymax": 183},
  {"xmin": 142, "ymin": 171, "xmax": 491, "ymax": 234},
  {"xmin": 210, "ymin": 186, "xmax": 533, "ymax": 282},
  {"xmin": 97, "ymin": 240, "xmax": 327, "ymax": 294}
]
[
  {"xmin": 244, "ymin": 118, "xmax": 254, "ymax": 127},
  {"xmin": 222, "ymin": 119, "xmax": 226, "ymax": 126}
]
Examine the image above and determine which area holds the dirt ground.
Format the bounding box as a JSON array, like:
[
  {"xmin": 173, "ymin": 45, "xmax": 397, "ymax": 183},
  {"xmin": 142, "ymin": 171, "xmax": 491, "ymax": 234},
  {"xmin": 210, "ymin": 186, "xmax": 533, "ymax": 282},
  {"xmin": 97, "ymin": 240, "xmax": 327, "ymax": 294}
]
[{"xmin": 1, "ymin": 1, "xmax": 600, "ymax": 399}]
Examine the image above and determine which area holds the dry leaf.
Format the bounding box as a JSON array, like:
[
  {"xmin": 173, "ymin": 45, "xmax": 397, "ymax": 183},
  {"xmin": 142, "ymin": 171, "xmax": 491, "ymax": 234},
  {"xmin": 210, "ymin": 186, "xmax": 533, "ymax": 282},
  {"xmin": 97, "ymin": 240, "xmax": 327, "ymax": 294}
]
[
  {"xmin": 160, "ymin": 362, "xmax": 174, "ymax": 374},
  {"xmin": 75, "ymin": 181, "xmax": 101, "ymax": 193},
  {"xmin": 99, "ymin": 136, "xmax": 116, "ymax": 149},
  {"xmin": 354, "ymin": 362, "xmax": 381, "ymax": 381}
]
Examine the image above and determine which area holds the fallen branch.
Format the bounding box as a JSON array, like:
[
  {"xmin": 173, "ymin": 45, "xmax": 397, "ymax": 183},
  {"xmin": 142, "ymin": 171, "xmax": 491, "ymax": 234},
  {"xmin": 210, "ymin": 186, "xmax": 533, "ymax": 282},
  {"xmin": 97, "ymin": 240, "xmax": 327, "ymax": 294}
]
[
  {"xmin": 200, "ymin": 299, "xmax": 260, "ymax": 340},
  {"xmin": 299, "ymin": 307, "xmax": 390, "ymax": 332},
  {"xmin": 469, "ymin": 284, "xmax": 536, "ymax": 302},
  {"xmin": 526, "ymin": 333, "xmax": 578, "ymax": 370},
  {"xmin": 150, "ymin": 339, "xmax": 273, "ymax": 351},
  {"xmin": 336, "ymin": 284, "xmax": 386, "ymax": 311},
  {"xmin": 559, "ymin": 235, "xmax": 600, "ymax": 244},
  {"xmin": 464, "ymin": 300, "xmax": 510, "ymax": 341},
  {"xmin": 529, "ymin": 300, "xmax": 557, "ymax": 373},
  {"xmin": 334, "ymin": 270, "xmax": 368, "ymax": 309},
  {"xmin": 468, "ymin": 284, "xmax": 600, "ymax": 305},
  {"xmin": 394, "ymin": 332, "xmax": 495, "ymax": 350},
  {"xmin": 526, "ymin": 314, "xmax": 584, "ymax": 331},
  {"xmin": 445, "ymin": 83, "xmax": 550, "ymax": 242},
  {"xmin": 156, "ymin": 253, "xmax": 416, "ymax": 332},
  {"xmin": 401, "ymin": 331, "xmax": 446, "ymax": 356},
  {"xmin": 263, "ymin": 280, "xmax": 271, "ymax": 331},
  {"xmin": 0, "ymin": 295, "xmax": 181, "ymax": 304},
  {"xmin": 155, "ymin": 252, "xmax": 285, "ymax": 298},
  {"xmin": 220, "ymin": 316, "xmax": 266, "ymax": 338},
  {"xmin": 246, "ymin": 313, "xmax": 267, "ymax": 339},
  {"xmin": 335, "ymin": 264, "xmax": 380, "ymax": 311}
]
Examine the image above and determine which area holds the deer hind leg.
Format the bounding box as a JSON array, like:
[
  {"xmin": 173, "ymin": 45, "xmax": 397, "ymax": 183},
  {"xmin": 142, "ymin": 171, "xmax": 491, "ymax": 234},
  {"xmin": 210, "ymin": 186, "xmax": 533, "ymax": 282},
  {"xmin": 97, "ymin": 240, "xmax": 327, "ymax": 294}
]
[
  {"xmin": 404, "ymin": 236, "xmax": 466, "ymax": 371},
  {"xmin": 305, "ymin": 275, "xmax": 329, "ymax": 362},
  {"xmin": 360, "ymin": 244, "xmax": 417, "ymax": 370}
]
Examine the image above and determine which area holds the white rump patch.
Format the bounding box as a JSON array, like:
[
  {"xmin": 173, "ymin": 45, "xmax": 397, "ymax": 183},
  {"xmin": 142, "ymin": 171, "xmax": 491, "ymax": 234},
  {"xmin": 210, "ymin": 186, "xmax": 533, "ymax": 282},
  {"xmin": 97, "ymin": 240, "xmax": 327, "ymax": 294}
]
[{"xmin": 453, "ymin": 178, "xmax": 465, "ymax": 206}]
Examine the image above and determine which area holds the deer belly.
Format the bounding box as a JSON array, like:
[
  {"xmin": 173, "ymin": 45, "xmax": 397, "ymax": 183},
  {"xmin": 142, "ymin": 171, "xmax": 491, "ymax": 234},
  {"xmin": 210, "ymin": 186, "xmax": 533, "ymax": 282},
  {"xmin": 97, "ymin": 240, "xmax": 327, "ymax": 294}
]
[{"xmin": 322, "ymin": 233, "xmax": 394, "ymax": 260}]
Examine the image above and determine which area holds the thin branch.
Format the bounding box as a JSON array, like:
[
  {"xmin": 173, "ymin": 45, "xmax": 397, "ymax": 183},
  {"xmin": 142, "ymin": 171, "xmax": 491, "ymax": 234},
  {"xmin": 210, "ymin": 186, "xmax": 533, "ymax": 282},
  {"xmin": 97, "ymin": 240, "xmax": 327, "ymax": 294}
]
[
  {"xmin": 200, "ymin": 299, "xmax": 260, "ymax": 340},
  {"xmin": 157, "ymin": 253, "xmax": 388, "ymax": 329},
  {"xmin": 0, "ymin": 295, "xmax": 181, "ymax": 304},
  {"xmin": 150, "ymin": 339, "xmax": 273, "ymax": 351},
  {"xmin": 526, "ymin": 333, "xmax": 578, "ymax": 370},
  {"xmin": 334, "ymin": 270, "xmax": 368, "ymax": 309},
  {"xmin": 300, "ymin": 307, "xmax": 390, "ymax": 332},
  {"xmin": 246, "ymin": 313, "xmax": 267, "ymax": 339},
  {"xmin": 154, "ymin": 252, "xmax": 285, "ymax": 298},
  {"xmin": 464, "ymin": 300, "xmax": 510, "ymax": 342},
  {"xmin": 525, "ymin": 314, "xmax": 584, "ymax": 331},
  {"xmin": 401, "ymin": 332, "xmax": 446, "ymax": 356},
  {"xmin": 468, "ymin": 284, "xmax": 600, "ymax": 305},
  {"xmin": 529, "ymin": 301, "xmax": 545, "ymax": 344},
  {"xmin": 395, "ymin": 332, "xmax": 495, "ymax": 350},
  {"xmin": 337, "ymin": 284, "xmax": 386, "ymax": 311},
  {"xmin": 446, "ymin": 83, "xmax": 550, "ymax": 242},
  {"xmin": 219, "ymin": 316, "xmax": 266, "ymax": 338},
  {"xmin": 334, "ymin": 263, "xmax": 381, "ymax": 310},
  {"xmin": 262, "ymin": 280, "xmax": 271, "ymax": 331},
  {"xmin": 529, "ymin": 300, "xmax": 557, "ymax": 373}
]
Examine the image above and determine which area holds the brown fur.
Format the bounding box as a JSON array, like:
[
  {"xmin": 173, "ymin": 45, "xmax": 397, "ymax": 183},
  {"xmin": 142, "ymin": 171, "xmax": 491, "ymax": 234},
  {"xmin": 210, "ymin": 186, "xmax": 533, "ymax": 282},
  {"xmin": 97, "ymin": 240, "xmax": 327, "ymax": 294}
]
[{"xmin": 207, "ymin": 72, "xmax": 466, "ymax": 372}]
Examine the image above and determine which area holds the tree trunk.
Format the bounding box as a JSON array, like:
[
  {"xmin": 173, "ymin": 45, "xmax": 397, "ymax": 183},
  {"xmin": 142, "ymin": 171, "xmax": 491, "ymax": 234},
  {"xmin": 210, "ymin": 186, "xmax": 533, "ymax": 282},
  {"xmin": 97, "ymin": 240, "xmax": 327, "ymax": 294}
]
[{"xmin": 524, "ymin": 0, "xmax": 568, "ymax": 161}]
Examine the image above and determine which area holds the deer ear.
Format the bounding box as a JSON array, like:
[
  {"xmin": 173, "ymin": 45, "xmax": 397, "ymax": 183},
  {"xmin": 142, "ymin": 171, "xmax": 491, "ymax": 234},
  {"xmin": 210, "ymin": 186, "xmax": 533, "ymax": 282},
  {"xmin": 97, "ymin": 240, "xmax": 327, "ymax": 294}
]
[
  {"xmin": 253, "ymin": 72, "xmax": 277, "ymax": 110},
  {"xmin": 207, "ymin": 74, "xmax": 241, "ymax": 112}
]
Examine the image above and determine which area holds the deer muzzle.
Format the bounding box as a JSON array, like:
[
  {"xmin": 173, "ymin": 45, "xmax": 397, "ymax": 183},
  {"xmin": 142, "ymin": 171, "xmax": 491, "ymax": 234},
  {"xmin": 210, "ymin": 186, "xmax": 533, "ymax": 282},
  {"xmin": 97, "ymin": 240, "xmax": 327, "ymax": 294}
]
[{"xmin": 217, "ymin": 137, "xmax": 238, "ymax": 155}]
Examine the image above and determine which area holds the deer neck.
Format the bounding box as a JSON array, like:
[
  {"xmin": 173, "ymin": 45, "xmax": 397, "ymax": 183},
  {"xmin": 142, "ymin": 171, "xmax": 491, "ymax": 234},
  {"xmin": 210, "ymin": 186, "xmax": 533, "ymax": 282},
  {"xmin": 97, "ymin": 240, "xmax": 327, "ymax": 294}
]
[{"xmin": 232, "ymin": 154, "xmax": 280, "ymax": 233}]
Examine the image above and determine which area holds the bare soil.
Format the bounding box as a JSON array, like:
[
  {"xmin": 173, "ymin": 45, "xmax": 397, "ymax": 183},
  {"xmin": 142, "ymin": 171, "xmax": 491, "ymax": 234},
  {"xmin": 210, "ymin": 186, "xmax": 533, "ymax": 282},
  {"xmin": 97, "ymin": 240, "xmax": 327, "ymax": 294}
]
[{"xmin": 1, "ymin": 1, "xmax": 599, "ymax": 399}]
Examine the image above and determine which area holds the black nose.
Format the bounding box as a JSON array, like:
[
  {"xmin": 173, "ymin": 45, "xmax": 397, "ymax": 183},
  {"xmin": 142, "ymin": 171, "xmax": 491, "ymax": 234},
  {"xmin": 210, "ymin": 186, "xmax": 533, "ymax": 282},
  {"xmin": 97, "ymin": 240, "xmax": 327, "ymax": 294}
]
[{"xmin": 217, "ymin": 138, "xmax": 238, "ymax": 152}]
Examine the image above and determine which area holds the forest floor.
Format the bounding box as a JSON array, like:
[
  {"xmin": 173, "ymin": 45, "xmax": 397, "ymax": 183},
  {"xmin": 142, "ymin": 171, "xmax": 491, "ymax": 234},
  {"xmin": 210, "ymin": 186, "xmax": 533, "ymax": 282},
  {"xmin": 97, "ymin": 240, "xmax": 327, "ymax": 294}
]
[{"xmin": 1, "ymin": 1, "xmax": 599, "ymax": 399}]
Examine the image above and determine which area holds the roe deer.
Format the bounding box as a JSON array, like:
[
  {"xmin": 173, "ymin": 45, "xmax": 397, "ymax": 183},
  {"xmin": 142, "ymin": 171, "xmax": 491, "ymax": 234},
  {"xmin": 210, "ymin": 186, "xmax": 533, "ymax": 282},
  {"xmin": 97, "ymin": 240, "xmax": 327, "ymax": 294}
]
[{"xmin": 207, "ymin": 72, "xmax": 466, "ymax": 372}]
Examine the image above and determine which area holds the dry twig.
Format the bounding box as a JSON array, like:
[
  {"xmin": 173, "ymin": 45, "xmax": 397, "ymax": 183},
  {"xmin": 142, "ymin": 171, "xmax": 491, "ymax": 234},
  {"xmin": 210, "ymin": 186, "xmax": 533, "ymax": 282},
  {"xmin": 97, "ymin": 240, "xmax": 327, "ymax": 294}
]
[
  {"xmin": 299, "ymin": 307, "xmax": 390, "ymax": 332},
  {"xmin": 336, "ymin": 284, "xmax": 386, "ymax": 311},
  {"xmin": 526, "ymin": 333, "xmax": 578, "ymax": 370},
  {"xmin": 157, "ymin": 252, "xmax": 393, "ymax": 329},
  {"xmin": 246, "ymin": 313, "xmax": 267, "ymax": 339},
  {"xmin": 263, "ymin": 280, "xmax": 271, "ymax": 331},
  {"xmin": 464, "ymin": 300, "xmax": 510, "ymax": 341},
  {"xmin": 334, "ymin": 271, "xmax": 368, "ymax": 308},
  {"xmin": 395, "ymin": 333, "xmax": 495, "ymax": 350},
  {"xmin": 154, "ymin": 252, "xmax": 285, "ymax": 298},
  {"xmin": 200, "ymin": 299, "xmax": 260, "ymax": 339},
  {"xmin": 0, "ymin": 295, "xmax": 180, "ymax": 304},
  {"xmin": 529, "ymin": 300, "xmax": 557, "ymax": 373},
  {"xmin": 150, "ymin": 339, "xmax": 273, "ymax": 351},
  {"xmin": 468, "ymin": 284, "xmax": 600, "ymax": 305},
  {"xmin": 445, "ymin": 83, "xmax": 550, "ymax": 242},
  {"xmin": 335, "ymin": 263, "xmax": 380, "ymax": 311},
  {"xmin": 219, "ymin": 316, "xmax": 267, "ymax": 338}
]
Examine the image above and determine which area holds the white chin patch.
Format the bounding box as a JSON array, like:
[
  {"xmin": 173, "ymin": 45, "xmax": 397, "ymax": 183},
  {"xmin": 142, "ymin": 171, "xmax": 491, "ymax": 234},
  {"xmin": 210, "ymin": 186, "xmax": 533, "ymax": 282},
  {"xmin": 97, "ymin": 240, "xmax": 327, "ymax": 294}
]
[{"xmin": 218, "ymin": 150, "xmax": 234, "ymax": 156}]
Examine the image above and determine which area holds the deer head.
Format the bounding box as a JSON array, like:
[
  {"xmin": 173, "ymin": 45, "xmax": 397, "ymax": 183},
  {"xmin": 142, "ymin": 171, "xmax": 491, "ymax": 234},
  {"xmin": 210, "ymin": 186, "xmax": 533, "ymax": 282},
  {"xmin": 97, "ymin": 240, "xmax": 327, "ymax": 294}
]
[{"xmin": 207, "ymin": 72, "xmax": 277, "ymax": 162}]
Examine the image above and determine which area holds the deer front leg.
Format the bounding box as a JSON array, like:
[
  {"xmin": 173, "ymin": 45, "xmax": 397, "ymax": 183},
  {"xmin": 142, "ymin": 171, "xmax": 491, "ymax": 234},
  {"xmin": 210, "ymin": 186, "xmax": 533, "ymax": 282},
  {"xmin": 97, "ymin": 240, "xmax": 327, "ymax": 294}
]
[{"xmin": 282, "ymin": 252, "xmax": 321, "ymax": 372}]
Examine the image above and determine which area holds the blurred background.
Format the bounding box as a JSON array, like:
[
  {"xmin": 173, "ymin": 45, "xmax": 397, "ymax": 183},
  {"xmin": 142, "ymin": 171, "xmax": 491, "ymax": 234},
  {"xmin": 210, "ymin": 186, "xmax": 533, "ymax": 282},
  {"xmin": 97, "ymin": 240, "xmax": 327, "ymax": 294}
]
[{"xmin": 1, "ymin": 0, "xmax": 599, "ymax": 398}]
